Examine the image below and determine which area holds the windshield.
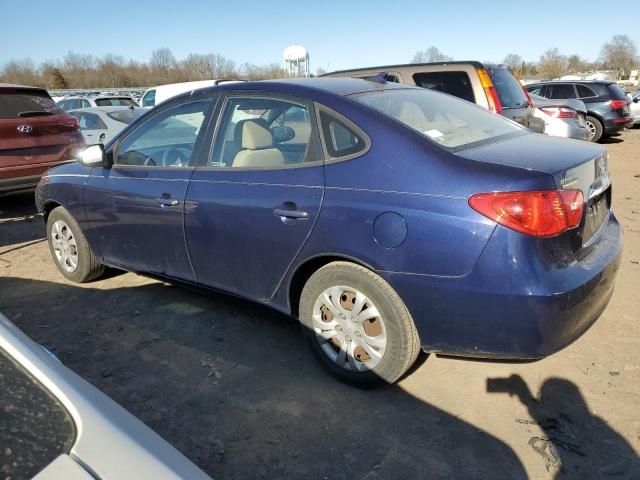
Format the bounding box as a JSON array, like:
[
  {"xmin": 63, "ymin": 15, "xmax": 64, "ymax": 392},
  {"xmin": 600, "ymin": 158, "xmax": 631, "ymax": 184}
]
[
  {"xmin": 107, "ymin": 109, "xmax": 145, "ymax": 124},
  {"xmin": 488, "ymin": 67, "xmax": 529, "ymax": 109},
  {"xmin": 352, "ymin": 88, "xmax": 523, "ymax": 150}
]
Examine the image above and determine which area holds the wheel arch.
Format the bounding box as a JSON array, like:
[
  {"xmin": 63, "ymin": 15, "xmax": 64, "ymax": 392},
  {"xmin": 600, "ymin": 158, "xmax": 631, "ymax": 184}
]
[
  {"xmin": 287, "ymin": 254, "xmax": 377, "ymax": 319},
  {"xmin": 42, "ymin": 201, "xmax": 63, "ymax": 222}
]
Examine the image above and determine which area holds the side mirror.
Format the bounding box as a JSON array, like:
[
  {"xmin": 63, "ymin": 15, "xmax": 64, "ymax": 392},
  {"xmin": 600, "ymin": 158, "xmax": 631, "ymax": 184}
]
[
  {"xmin": 271, "ymin": 126, "xmax": 296, "ymax": 143},
  {"xmin": 78, "ymin": 144, "xmax": 107, "ymax": 167},
  {"xmin": 633, "ymin": 97, "xmax": 639, "ymax": 103}
]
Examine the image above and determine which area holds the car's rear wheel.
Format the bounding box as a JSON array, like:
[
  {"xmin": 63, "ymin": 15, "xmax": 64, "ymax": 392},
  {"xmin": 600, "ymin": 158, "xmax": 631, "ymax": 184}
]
[
  {"xmin": 47, "ymin": 207, "xmax": 105, "ymax": 283},
  {"xmin": 299, "ymin": 261, "xmax": 420, "ymax": 387},
  {"xmin": 586, "ymin": 115, "xmax": 603, "ymax": 142}
]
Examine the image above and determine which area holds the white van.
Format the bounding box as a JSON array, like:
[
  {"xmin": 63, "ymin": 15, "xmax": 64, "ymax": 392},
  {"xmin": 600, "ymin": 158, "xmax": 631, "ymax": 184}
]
[{"xmin": 140, "ymin": 79, "xmax": 245, "ymax": 108}]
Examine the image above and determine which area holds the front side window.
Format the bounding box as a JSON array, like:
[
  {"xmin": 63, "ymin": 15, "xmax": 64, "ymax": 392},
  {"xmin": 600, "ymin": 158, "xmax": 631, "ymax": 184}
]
[
  {"xmin": 116, "ymin": 100, "xmax": 209, "ymax": 167},
  {"xmin": 413, "ymin": 71, "xmax": 475, "ymax": 103},
  {"xmin": 353, "ymin": 88, "xmax": 523, "ymax": 151},
  {"xmin": 211, "ymin": 96, "xmax": 319, "ymax": 168}
]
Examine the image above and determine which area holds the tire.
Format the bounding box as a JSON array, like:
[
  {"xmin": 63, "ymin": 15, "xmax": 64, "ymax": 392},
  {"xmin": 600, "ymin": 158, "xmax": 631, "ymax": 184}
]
[
  {"xmin": 47, "ymin": 207, "xmax": 105, "ymax": 283},
  {"xmin": 299, "ymin": 261, "xmax": 420, "ymax": 387},
  {"xmin": 586, "ymin": 115, "xmax": 603, "ymax": 143}
]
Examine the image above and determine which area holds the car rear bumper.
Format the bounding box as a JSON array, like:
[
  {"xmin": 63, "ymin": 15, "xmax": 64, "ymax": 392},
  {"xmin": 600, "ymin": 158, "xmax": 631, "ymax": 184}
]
[
  {"xmin": 0, "ymin": 175, "xmax": 42, "ymax": 195},
  {"xmin": 603, "ymin": 117, "xmax": 631, "ymax": 133},
  {"xmin": 380, "ymin": 212, "xmax": 623, "ymax": 359}
]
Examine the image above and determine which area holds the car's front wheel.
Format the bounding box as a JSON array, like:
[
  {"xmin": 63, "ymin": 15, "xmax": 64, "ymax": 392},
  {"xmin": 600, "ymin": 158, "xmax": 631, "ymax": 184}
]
[
  {"xmin": 47, "ymin": 207, "xmax": 105, "ymax": 283},
  {"xmin": 299, "ymin": 261, "xmax": 420, "ymax": 387}
]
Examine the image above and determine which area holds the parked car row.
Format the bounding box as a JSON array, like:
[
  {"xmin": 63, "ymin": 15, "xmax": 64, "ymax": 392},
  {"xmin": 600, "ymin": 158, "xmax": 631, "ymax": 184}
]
[{"xmin": 523, "ymin": 80, "xmax": 634, "ymax": 142}]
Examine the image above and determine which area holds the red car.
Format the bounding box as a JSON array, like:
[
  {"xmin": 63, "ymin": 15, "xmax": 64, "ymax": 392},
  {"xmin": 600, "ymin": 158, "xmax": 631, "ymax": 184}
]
[{"xmin": 0, "ymin": 84, "xmax": 83, "ymax": 195}]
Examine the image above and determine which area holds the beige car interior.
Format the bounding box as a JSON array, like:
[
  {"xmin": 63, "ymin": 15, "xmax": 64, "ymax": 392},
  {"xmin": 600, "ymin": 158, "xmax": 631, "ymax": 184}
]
[{"xmin": 232, "ymin": 120, "xmax": 285, "ymax": 168}]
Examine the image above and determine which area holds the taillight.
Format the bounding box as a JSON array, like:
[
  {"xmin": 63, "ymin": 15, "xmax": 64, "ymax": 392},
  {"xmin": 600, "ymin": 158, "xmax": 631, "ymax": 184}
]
[
  {"xmin": 476, "ymin": 67, "xmax": 502, "ymax": 114},
  {"xmin": 539, "ymin": 107, "xmax": 578, "ymax": 119},
  {"xmin": 469, "ymin": 190, "xmax": 584, "ymax": 238},
  {"xmin": 609, "ymin": 99, "xmax": 627, "ymax": 110}
]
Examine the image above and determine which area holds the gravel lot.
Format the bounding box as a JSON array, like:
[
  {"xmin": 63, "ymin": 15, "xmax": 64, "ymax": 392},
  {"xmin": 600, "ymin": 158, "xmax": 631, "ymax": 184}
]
[{"xmin": 1, "ymin": 130, "xmax": 639, "ymax": 479}]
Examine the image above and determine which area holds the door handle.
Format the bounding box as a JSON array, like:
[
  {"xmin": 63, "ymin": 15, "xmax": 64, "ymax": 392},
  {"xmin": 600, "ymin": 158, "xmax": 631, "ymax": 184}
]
[
  {"xmin": 273, "ymin": 208, "xmax": 308, "ymax": 220},
  {"xmin": 157, "ymin": 198, "xmax": 180, "ymax": 207}
]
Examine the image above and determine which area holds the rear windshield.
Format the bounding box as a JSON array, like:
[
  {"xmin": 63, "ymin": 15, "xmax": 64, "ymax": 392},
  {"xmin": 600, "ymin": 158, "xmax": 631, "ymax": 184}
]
[
  {"xmin": 353, "ymin": 88, "xmax": 523, "ymax": 151},
  {"xmin": 607, "ymin": 83, "xmax": 629, "ymax": 100},
  {"xmin": 107, "ymin": 109, "xmax": 145, "ymax": 124},
  {"xmin": 0, "ymin": 91, "xmax": 63, "ymax": 119},
  {"xmin": 488, "ymin": 67, "xmax": 529, "ymax": 109},
  {"xmin": 94, "ymin": 97, "xmax": 137, "ymax": 107},
  {"xmin": 412, "ymin": 71, "xmax": 475, "ymax": 103}
]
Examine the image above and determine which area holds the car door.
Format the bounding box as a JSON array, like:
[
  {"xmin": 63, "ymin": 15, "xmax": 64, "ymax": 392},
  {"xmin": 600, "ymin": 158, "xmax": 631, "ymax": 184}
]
[
  {"xmin": 83, "ymin": 97, "xmax": 215, "ymax": 280},
  {"xmin": 185, "ymin": 92, "xmax": 324, "ymax": 301}
]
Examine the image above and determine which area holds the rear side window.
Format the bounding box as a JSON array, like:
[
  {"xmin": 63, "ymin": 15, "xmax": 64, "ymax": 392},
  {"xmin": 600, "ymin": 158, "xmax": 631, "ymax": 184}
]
[
  {"xmin": 319, "ymin": 111, "xmax": 367, "ymax": 158},
  {"xmin": 488, "ymin": 68, "xmax": 529, "ymax": 108},
  {"xmin": 77, "ymin": 113, "xmax": 107, "ymax": 130},
  {"xmin": 141, "ymin": 90, "xmax": 156, "ymax": 107},
  {"xmin": 546, "ymin": 84, "xmax": 577, "ymax": 99},
  {"xmin": 576, "ymin": 85, "xmax": 597, "ymax": 98},
  {"xmin": 0, "ymin": 91, "xmax": 63, "ymax": 119},
  {"xmin": 412, "ymin": 71, "xmax": 475, "ymax": 103},
  {"xmin": 95, "ymin": 97, "xmax": 136, "ymax": 107}
]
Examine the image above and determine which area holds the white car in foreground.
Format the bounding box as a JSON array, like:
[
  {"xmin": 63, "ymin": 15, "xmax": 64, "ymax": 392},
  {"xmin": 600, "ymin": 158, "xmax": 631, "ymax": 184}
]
[{"xmin": 0, "ymin": 312, "xmax": 211, "ymax": 480}]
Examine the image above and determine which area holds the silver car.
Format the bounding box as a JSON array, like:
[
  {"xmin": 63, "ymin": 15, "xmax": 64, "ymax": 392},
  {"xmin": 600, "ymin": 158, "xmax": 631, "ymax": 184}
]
[
  {"xmin": 629, "ymin": 92, "xmax": 640, "ymax": 126},
  {"xmin": 529, "ymin": 93, "xmax": 588, "ymax": 140},
  {"xmin": 0, "ymin": 312, "xmax": 211, "ymax": 480},
  {"xmin": 68, "ymin": 106, "xmax": 146, "ymax": 144}
]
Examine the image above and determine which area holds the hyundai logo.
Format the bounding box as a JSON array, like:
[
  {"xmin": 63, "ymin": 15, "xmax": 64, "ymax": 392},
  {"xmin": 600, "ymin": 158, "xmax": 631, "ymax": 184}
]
[{"xmin": 17, "ymin": 125, "xmax": 33, "ymax": 133}]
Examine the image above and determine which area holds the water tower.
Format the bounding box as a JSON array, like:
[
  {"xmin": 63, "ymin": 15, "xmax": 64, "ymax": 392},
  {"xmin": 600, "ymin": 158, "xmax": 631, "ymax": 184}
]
[{"xmin": 283, "ymin": 45, "xmax": 310, "ymax": 78}]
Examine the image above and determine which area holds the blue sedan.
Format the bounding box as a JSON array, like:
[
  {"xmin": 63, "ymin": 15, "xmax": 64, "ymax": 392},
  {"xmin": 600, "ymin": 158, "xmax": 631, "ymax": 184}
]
[{"xmin": 36, "ymin": 78, "xmax": 622, "ymax": 386}]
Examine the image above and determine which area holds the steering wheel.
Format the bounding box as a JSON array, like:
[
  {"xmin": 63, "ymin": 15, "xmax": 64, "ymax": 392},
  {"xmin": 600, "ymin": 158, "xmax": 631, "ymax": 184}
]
[
  {"xmin": 143, "ymin": 157, "xmax": 157, "ymax": 166},
  {"xmin": 160, "ymin": 145, "xmax": 193, "ymax": 167}
]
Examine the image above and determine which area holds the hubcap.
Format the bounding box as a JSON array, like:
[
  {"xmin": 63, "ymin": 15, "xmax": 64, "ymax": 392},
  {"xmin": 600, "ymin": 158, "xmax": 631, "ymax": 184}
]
[
  {"xmin": 586, "ymin": 121, "xmax": 596, "ymax": 140},
  {"xmin": 51, "ymin": 220, "xmax": 78, "ymax": 273},
  {"xmin": 312, "ymin": 286, "xmax": 387, "ymax": 372}
]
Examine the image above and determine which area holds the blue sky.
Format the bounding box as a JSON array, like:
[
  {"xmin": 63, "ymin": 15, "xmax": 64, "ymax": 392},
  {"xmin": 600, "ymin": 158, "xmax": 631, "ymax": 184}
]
[{"xmin": 1, "ymin": 0, "xmax": 638, "ymax": 72}]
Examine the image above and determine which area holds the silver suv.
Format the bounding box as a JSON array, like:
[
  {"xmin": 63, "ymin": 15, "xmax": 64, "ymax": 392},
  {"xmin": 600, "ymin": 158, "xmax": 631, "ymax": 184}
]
[{"xmin": 325, "ymin": 61, "xmax": 541, "ymax": 132}]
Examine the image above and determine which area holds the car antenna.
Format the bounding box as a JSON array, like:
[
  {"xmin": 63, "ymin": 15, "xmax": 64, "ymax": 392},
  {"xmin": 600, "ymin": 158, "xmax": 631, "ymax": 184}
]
[{"xmin": 363, "ymin": 72, "xmax": 388, "ymax": 84}]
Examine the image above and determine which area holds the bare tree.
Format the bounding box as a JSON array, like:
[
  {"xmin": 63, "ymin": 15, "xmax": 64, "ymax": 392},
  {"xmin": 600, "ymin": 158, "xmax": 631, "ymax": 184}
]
[
  {"xmin": 502, "ymin": 53, "xmax": 523, "ymax": 71},
  {"xmin": 181, "ymin": 53, "xmax": 236, "ymax": 80},
  {"xmin": 566, "ymin": 54, "xmax": 585, "ymax": 73},
  {"xmin": 537, "ymin": 48, "xmax": 568, "ymax": 80},
  {"xmin": 600, "ymin": 35, "xmax": 638, "ymax": 78},
  {"xmin": 412, "ymin": 47, "xmax": 452, "ymax": 63},
  {"xmin": 0, "ymin": 59, "xmax": 40, "ymax": 86},
  {"xmin": 62, "ymin": 51, "xmax": 95, "ymax": 88}
]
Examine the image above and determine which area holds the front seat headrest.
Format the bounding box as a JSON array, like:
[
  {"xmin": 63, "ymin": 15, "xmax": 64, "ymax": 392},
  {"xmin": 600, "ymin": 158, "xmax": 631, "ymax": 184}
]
[{"xmin": 240, "ymin": 120, "xmax": 274, "ymax": 150}]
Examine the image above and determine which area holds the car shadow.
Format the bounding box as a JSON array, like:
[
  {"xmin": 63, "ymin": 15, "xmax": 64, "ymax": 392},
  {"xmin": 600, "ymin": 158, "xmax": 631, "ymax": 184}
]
[
  {"xmin": 0, "ymin": 275, "xmax": 529, "ymax": 479},
  {"xmin": 601, "ymin": 136, "xmax": 624, "ymax": 144},
  {"xmin": 0, "ymin": 193, "xmax": 44, "ymax": 250},
  {"xmin": 487, "ymin": 374, "xmax": 640, "ymax": 478}
]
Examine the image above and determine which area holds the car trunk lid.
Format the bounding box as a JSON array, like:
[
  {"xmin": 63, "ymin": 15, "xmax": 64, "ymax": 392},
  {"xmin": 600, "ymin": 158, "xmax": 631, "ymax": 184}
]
[{"xmin": 458, "ymin": 133, "xmax": 611, "ymax": 246}]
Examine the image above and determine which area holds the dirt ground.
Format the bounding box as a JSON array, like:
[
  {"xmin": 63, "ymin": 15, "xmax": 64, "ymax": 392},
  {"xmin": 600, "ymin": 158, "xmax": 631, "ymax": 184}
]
[{"xmin": 1, "ymin": 130, "xmax": 639, "ymax": 480}]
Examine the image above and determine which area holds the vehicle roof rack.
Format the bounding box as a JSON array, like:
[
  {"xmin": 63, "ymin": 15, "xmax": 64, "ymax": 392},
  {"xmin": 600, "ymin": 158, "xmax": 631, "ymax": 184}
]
[{"xmin": 362, "ymin": 72, "xmax": 388, "ymax": 84}]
